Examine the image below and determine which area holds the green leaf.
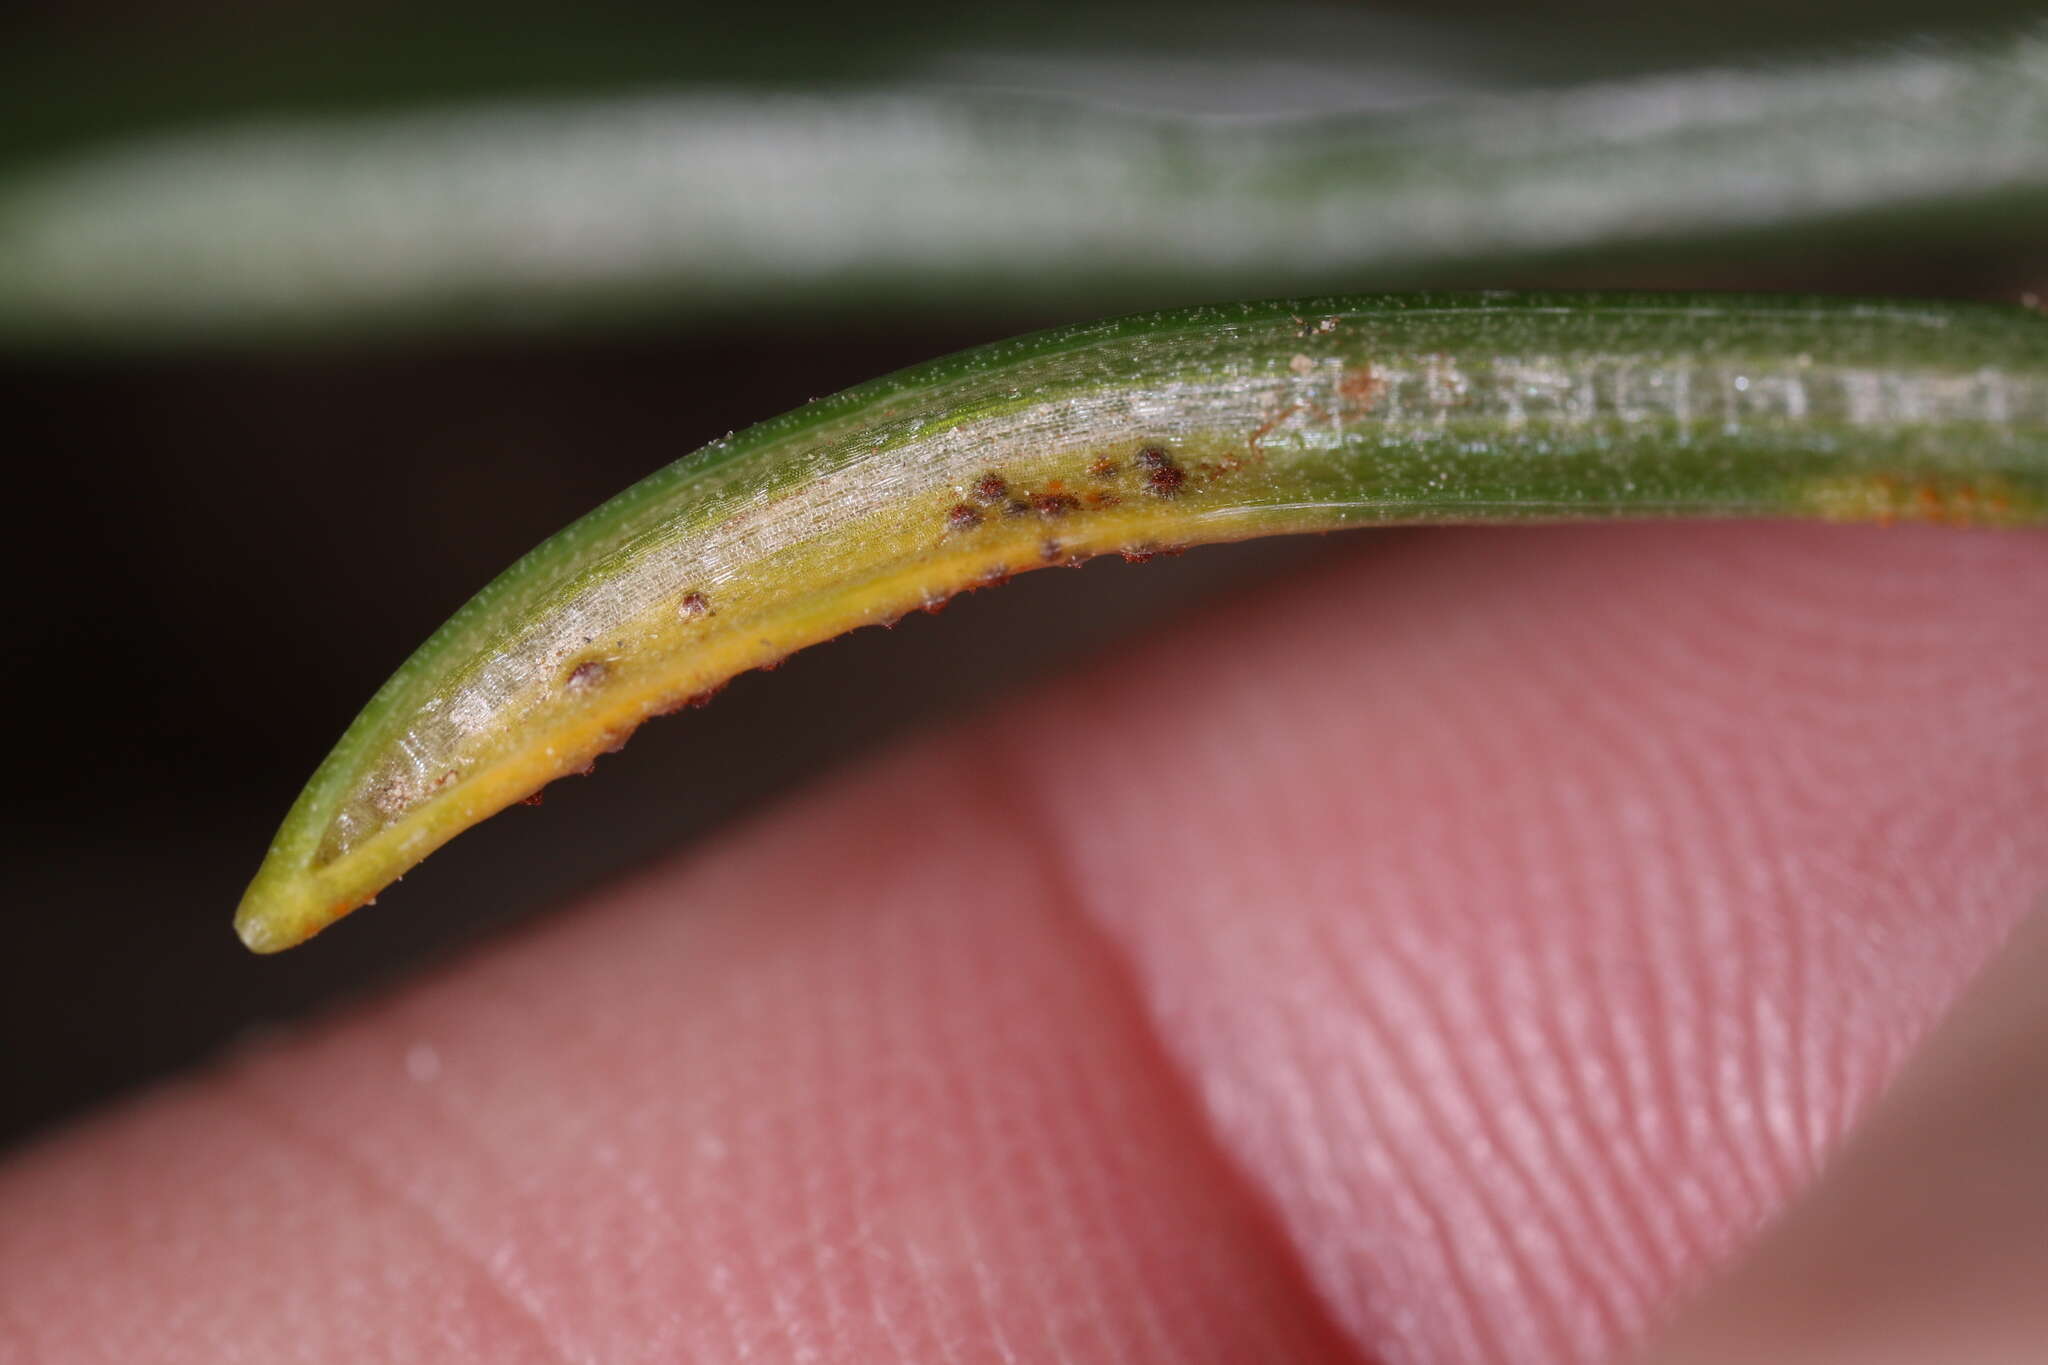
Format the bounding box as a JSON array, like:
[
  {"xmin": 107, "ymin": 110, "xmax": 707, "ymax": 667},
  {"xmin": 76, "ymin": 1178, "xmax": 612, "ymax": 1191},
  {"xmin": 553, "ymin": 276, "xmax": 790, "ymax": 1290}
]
[
  {"xmin": 233, "ymin": 290, "xmax": 2048, "ymax": 950},
  {"xmin": 5, "ymin": 26, "xmax": 2047, "ymax": 345}
]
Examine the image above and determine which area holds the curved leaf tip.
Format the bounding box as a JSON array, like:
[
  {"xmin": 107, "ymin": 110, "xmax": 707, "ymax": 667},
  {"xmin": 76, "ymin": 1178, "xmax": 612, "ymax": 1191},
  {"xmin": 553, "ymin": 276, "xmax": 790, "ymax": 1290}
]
[{"xmin": 235, "ymin": 290, "xmax": 2048, "ymax": 950}]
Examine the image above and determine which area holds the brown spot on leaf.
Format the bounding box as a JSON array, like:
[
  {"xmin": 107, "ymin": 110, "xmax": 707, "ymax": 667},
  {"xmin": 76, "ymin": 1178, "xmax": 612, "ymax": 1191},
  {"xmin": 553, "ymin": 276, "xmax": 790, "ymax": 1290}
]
[
  {"xmin": 971, "ymin": 473, "xmax": 1009, "ymax": 503},
  {"xmin": 679, "ymin": 590, "xmax": 714, "ymax": 619},
  {"xmin": 369, "ymin": 777, "xmax": 412, "ymax": 817},
  {"xmin": 1033, "ymin": 492, "xmax": 1082, "ymax": 519},
  {"xmin": 565, "ymin": 660, "xmax": 611, "ymax": 692},
  {"xmin": 946, "ymin": 503, "xmax": 984, "ymax": 532},
  {"xmin": 1135, "ymin": 446, "xmax": 1186, "ymax": 497},
  {"xmin": 1339, "ymin": 364, "xmax": 1386, "ymax": 414}
]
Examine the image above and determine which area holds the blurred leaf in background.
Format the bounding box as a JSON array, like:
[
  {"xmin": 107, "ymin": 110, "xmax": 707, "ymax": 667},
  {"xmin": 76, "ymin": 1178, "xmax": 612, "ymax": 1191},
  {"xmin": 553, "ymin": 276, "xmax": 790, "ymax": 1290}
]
[{"xmin": 4, "ymin": 3, "xmax": 2047, "ymax": 343}]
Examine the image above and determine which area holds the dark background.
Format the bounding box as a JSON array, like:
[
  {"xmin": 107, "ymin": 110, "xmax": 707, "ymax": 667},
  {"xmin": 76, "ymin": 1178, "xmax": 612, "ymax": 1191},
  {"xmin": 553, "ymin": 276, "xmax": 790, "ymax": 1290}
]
[{"xmin": 4, "ymin": 0, "xmax": 2044, "ymax": 1154}]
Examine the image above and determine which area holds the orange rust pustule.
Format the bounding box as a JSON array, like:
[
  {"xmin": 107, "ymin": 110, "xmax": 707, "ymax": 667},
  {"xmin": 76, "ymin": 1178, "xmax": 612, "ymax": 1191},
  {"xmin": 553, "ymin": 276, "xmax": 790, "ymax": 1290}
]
[{"xmin": 1813, "ymin": 472, "xmax": 2022, "ymax": 527}]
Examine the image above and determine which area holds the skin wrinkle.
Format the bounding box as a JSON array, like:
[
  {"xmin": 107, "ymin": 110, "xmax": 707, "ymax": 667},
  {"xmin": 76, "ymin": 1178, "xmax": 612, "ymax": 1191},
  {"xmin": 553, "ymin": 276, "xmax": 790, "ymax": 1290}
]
[
  {"xmin": 1396, "ymin": 576, "xmax": 1672, "ymax": 1353},
  {"xmin": 1550, "ymin": 597, "xmax": 1767, "ymax": 1246},
  {"xmin": 938, "ymin": 933, "xmax": 1081, "ymax": 1365},
  {"xmin": 832, "ymin": 949, "xmax": 917, "ymax": 1365},
  {"xmin": 1673, "ymin": 745, "xmax": 1783, "ymax": 1229},
  {"xmin": 963, "ymin": 748, "xmax": 1370, "ymax": 1365},
  {"xmin": 1543, "ymin": 765, "xmax": 1683, "ymax": 1283},
  {"xmin": 1335, "ymin": 826, "xmax": 1575, "ymax": 1352},
  {"xmin": 1576, "ymin": 749, "xmax": 1714, "ymax": 1285},
  {"xmin": 220, "ymin": 1078, "xmax": 583, "ymax": 1365},
  {"xmin": 1092, "ymin": 608, "xmax": 1501, "ymax": 1365},
  {"xmin": 832, "ymin": 747, "xmax": 1351, "ymax": 1363},
  {"xmin": 803, "ymin": 948, "xmax": 864, "ymax": 1364},
  {"xmin": 1073, "ymin": 635, "xmax": 1451, "ymax": 1359},
  {"xmin": 280, "ymin": 810, "xmax": 1024, "ymax": 1365},
  {"xmin": 1634, "ymin": 902, "xmax": 2048, "ymax": 1364},
  {"xmin": 1045, "ymin": 1024, "xmax": 1163, "ymax": 1364},
  {"xmin": 1684, "ymin": 706, "xmax": 1811, "ymax": 1186},
  {"xmin": 1646, "ymin": 523, "xmax": 1998, "ymax": 1195},
  {"xmin": 1587, "ymin": 634, "xmax": 1774, "ymax": 1217},
  {"xmin": 1418, "ymin": 634, "xmax": 1651, "ymax": 1344},
  {"xmin": 818, "ymin": 901, "xmax": 944, "ymax": 1363},
  {"xmin": 398, "ymin": 1019, "xmax": 682, "ymax": 1351},
  {"xmin": 1676, "ymin": 588, "xmax": 1877, "ymax": 1205},
  {"xmin": 412, "ymin": 975, "xmax": 767, "ymax": 1362},
  {"xmin": 1317, "ymin": 907, "xmax": 1562, "ymax": 1362},
  {"xmin": 1058, "ymin": 1060, "xmax": 1158, "ymax": 1364},
  {"xmin": 1518, "ymin": 748, "xmax": 1681, "ymax": 1310},
  {"xmin": 1458, "ymin": 869, "xmax": 1643, "ymax": 1348},
  {"xmin": 863, "ymin": 951, "xmax": 973, "ymax": 1365},
  {"xmin": 995, "ymin": 525, "xmax": 2048, "ymax": 1364},
  {"xmin": 1531, "ymin": 671, "xmax": 1687, "ymax": 1252},
  {"xmin": 1183, "ymin": 557, "xmax": 1506, "ymax": 1358}
]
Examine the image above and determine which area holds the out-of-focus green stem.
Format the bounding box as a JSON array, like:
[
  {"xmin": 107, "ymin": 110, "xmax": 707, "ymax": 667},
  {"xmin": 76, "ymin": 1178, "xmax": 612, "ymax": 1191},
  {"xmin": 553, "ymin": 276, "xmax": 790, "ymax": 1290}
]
[{"xmin": 4, "ymin": 26, "xmax": 2047, "ymax": 345}]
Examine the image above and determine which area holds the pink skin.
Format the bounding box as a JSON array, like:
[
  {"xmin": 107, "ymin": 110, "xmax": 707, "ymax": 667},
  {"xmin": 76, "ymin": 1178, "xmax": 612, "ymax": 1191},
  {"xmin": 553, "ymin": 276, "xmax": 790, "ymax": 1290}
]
[{"xmin": 3, "ymin": 523, "xmax": 2045, "ymax": 1364}]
